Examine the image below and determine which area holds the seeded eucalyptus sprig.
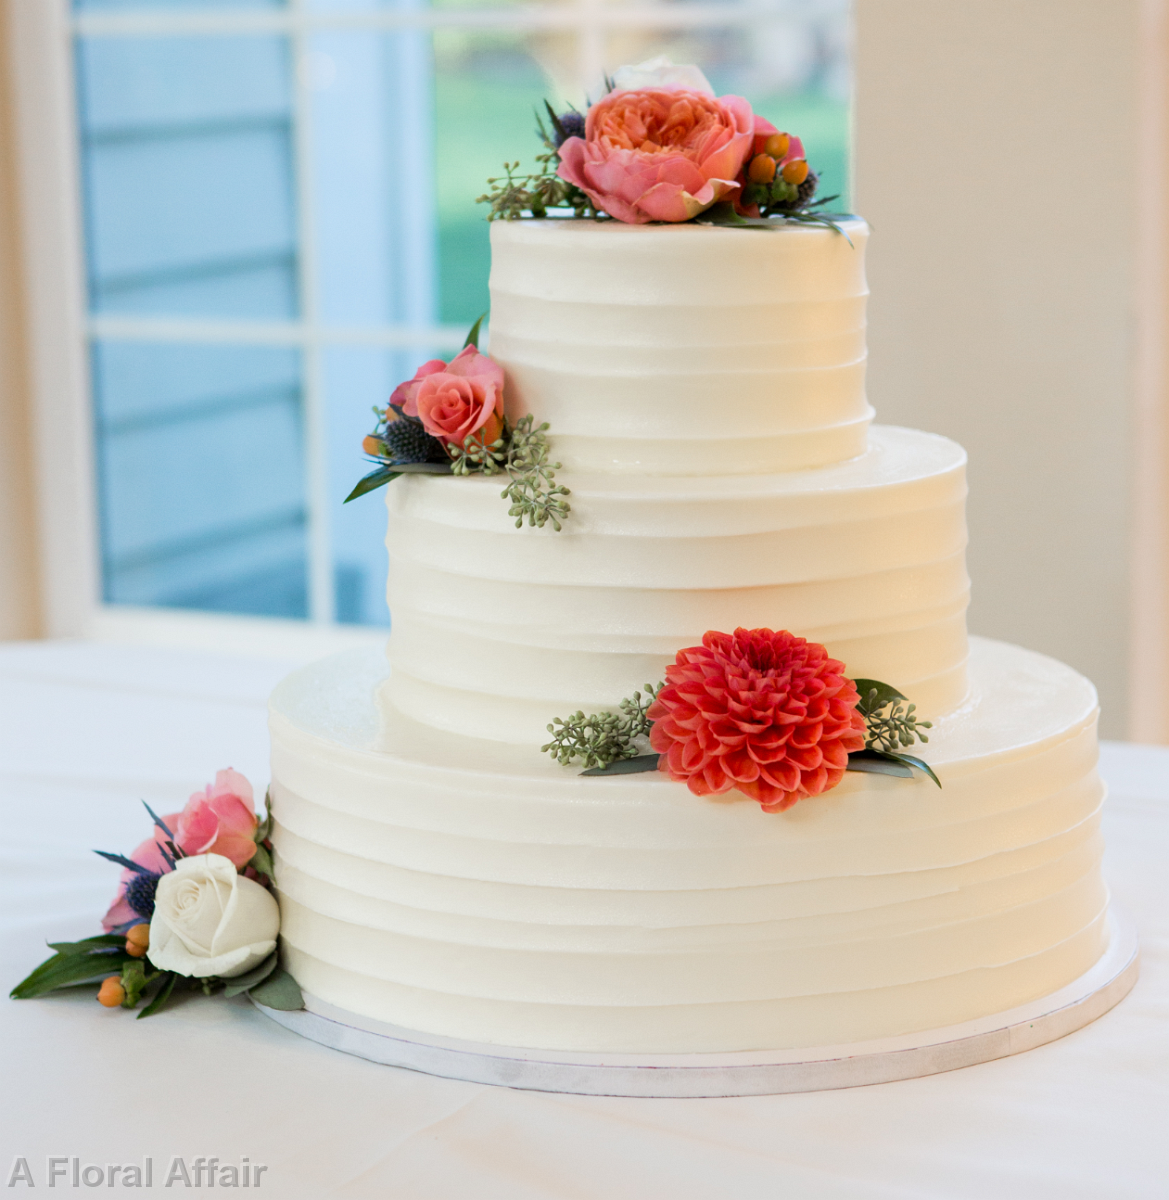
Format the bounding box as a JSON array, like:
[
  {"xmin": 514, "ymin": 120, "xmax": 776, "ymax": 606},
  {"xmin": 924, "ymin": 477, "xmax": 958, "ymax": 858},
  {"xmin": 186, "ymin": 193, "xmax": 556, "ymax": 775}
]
[
  {"xmin": 500, "ymin": 415, "xmax": 571, "ymax": 530},
  {"xmin": 854, "ymin": 680, "xmax": 932, "ymax": 752},
  {"xmin": 445, "ymin": 415, "xmax": 571, "ymax": 529},
  {"xmin": 849, "ymin": 678, "xmax": 940, "ymax": 787},
  {"xmin": 477, "ymin": 103, "xmax": 600, "ymax": 221},
  {"xmin": 448, "ymin": 430, "xmax": 508, "ymax": 476},
  {"xmin": 542, "ymin": 684, "xmax": 662, "ymax": 770}
]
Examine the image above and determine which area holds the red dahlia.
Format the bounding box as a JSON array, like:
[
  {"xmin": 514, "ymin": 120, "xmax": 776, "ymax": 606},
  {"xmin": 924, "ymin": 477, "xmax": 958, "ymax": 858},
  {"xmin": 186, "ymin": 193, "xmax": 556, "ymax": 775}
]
[{"xmin": 646, "ymin": 627, "xmax": 866, "ymax": 812}]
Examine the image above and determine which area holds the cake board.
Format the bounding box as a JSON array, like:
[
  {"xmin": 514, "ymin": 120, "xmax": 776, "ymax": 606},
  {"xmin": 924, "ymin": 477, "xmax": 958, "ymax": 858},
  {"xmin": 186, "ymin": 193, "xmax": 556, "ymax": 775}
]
[{"xmin": 252, "ymin": 907, "xmax": 1138, "ymax": 1098}]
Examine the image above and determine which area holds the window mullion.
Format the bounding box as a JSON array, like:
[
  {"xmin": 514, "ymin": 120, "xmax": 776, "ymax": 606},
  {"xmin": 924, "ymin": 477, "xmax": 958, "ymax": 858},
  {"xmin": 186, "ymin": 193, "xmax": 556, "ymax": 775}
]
[{"xmin": 289, "ymin": 0, "xmax": 334, "ymax": 625}]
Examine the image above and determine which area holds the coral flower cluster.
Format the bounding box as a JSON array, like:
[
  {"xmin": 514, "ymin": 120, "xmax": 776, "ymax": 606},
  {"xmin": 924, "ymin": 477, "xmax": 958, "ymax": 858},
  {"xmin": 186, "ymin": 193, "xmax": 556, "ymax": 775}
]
[
  {"xmin": 389, "ymin": 345, "xmax": 505, "ymax": 451},
  {"xmin": 647, "ymin": 627, "xmax": 866, "ymax": 811},
  {"xmin": 557, "ymin": 83, "xmax": 754, "ymax": 223}
]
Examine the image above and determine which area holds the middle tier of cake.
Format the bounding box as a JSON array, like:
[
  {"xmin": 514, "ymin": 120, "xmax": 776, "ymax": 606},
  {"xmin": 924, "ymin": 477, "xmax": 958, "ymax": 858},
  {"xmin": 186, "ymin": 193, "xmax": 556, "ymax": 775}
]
[{"xmin": 382, "ymin": 424, "xmax": 970, "ymax": 743}]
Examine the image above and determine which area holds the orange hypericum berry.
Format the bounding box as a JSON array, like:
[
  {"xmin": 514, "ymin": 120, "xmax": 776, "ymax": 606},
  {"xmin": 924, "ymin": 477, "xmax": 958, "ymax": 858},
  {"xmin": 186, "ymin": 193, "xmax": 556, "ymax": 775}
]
[
  {"xmin": 763, "ymin": 132, "xmax": 791, "ymax": 160},
  {"xmin": 126, "ymin": 923, "xmax": 150, "ymax": 950},
  {"xmin": 362, "ymin": 435, "xmax": 385, "ymax": 457},
  {"xmin": 747, "ymin": 153, "xmax": 777, "ymax": 184},
  {"xmin": 97, "ymin": 977, "xmax": 126, "ymax": 1007},
  {"xmin": 781, "ymin": 158, "xmax": 809, "ymax": 185}
]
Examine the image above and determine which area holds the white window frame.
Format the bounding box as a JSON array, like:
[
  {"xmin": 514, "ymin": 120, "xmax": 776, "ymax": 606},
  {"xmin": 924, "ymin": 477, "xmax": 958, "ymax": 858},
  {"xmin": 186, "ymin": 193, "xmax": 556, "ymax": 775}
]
[{"xmin": 7, "ymin": 0, "xmax": 843, "ymax": 658}]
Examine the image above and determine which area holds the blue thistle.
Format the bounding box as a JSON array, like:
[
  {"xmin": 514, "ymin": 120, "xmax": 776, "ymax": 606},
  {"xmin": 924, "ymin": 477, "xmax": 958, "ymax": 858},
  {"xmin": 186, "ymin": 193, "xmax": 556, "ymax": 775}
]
[
  {"xmin": 125, "ymin": 871, "xmax": 161, "ymax": 920},
  {"xmin": 382, "ymin": 416, "xmax": 440, "ymax": 464},
  {"xmin": 553, "ymin": 110, "xmax": 585, "ymax": 147}
]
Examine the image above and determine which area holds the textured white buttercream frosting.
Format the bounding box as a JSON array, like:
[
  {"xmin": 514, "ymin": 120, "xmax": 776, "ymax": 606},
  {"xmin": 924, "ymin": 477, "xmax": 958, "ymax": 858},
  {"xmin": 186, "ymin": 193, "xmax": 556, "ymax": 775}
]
[
  {"xmin": 383, "ymin": 425, "xmax": 970, "ymax": 741},
  {"xmin": 488, "ymin": 217, "xmax": 872, "ymax": 475},
  {"xmin": 270, "ymin": 639, "xmax": 1107, "ymax": 1053}
]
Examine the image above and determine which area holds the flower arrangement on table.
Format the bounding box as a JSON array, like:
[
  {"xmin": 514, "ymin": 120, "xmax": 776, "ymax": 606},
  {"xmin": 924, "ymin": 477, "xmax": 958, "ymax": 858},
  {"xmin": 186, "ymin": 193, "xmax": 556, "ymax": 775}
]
[
  {"xmin": 478, "ymin": 56, "xmax": 846, "ymax": 232},
  {"xmin": 345, "ymin": 317, "xmax": 571, "ymax": 530},
  {"xmin": 543, "ymin": 627, "xmax": 939, "ymax": 811},
  {"xmin": 10, "ymin": 770, "xmax": 303, "ymax": 1017}
]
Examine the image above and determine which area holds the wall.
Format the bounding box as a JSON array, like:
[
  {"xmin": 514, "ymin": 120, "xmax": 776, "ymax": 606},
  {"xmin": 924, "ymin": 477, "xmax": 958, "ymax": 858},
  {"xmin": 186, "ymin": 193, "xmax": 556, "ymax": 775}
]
[
  {"xmin": 0, "ymin": 0, "xmax": 41, "ymax": 638},
  {"xmin": 853, "ymin": 0, "xmax": 1161, "ymax": 739}
]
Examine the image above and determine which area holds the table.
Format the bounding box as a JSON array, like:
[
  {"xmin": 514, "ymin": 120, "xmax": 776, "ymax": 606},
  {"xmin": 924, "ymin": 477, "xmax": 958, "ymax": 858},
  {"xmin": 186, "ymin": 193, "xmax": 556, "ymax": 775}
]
[{"xmin": 2, "ymin": 640, "xmax": 1166, "ymax": 1199}]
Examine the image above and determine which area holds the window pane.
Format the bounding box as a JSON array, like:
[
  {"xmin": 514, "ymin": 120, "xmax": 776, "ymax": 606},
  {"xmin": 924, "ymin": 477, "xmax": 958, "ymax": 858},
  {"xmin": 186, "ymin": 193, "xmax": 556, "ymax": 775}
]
[
  {"xmin": 76, "ymin": 35, "xmax": 298, "ymax": 319},
  {"xmin": 323, "ymin": 346, "xmax": 403, "ymax": 627},
  {"xmin": 93, "ymin": 342, "xmax": 309, "ymax": 617},
  {"xmin": 434, "ymin": 31, "xmax": 571, "ymax": 328},
  {"xmin": 308, "ymin": 28, "xmax": 437, "ymax": 328}
]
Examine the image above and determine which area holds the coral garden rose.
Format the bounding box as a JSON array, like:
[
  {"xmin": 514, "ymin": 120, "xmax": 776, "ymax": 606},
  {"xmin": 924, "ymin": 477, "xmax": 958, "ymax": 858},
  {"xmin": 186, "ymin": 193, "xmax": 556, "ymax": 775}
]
[
  {"xmin": 647, "ymin": 627, "xmax": 867, "ymax": 812},
  {"xmin": 175, "ymin": 768, "xmax": 258, "ymax": 869},
  {"xmin": 147, "ymin": 853, "xmax": 279, "ymax": 979},
  {"xmin": 404, "ymin": 345, "xmax": 505, "ymax": 451},
  {"xmin": 557, "ymin": 78, "xmax": 755, "ymax": 224}
]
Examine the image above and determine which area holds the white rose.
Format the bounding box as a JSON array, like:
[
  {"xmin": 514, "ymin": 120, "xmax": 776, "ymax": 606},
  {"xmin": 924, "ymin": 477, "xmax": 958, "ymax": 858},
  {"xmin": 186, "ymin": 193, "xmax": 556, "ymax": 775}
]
[
  {"xmin": 148, "ymin": 854, "xmax": 279, "ymax": 979},
  {"xmin": 611, "ymin": 56, "xmax": 714, "ymax": 96}
]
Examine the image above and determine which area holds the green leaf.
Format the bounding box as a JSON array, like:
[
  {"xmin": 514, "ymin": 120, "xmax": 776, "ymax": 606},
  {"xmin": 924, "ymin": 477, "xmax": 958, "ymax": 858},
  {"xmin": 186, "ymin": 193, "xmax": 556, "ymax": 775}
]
[
  {"xmin": 852, "ymin": 678, "xmax": 908, "ymax": 714},
  {"xmin": 779, "ymin": 210, "xmax": 856, "ymax": 243},
  {"xmin": 222, "ymin": 952, "xmax": 279, "ymax": 999},
  {"xmin": 392, "ymin": 462, "xmax": 451, "ymax": 474},
  {"xmin": 344, "ymin": 466, "xmax": 401, "ymax": 504},
  {"xmin": 580, "ymin": 754, "xmax": 662, "ymax": 777},
  {"xmin": 698, "ymin": 201, "xmax": 749, "ymax": 226},
  {"xmin": 45, "ymin": 934, "xmax": 127, "ymax": 953},
  {"xmin": 11, "ymin": 948, "xmax": 133, "ymax": 999},
  {"xmin": 120, "ymin": 959, "xmax": 160, "ymax": 1008},
  {"xmin": 248, "ymin": 842, "xmax": 275, "ymax": 881},
  {"xmin": 136, "ymin": 971, "xmax": 178, "ymax": 1019},
  {"xmin": 847, "ymin": 748, "xmax": 942, "ymax": 788},
  {"xmin": 248, "ymin": 967, "xmax": 304, "ymax": 1011},
  {"xmin": 463, "ymin": 312, "xmax": 487, "ymax": 349},
  {"xmin": 846, "ymin": 750, "xmax": 914, "ymax": 778},
  {"xmin": 254, "ymin": 789, "xmax": 273, "ymax": 843},
  {"xmin": 886, "ymin": 752, "xmax": 942, "ymax": 789}
]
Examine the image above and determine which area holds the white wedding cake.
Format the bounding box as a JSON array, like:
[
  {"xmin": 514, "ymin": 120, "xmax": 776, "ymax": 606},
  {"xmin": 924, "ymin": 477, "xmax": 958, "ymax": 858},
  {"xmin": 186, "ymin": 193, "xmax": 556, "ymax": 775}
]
[{"xmin": 268, "ymin": 217, "xmax": 1108, "ymax": 1054}]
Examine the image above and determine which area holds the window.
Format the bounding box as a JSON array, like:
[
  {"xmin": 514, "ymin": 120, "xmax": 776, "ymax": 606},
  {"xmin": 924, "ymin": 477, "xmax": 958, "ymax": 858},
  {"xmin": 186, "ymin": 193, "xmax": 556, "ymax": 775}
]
[{"xmin": 70, "ymin": 0, "xmax": 852, "ymax": 628}]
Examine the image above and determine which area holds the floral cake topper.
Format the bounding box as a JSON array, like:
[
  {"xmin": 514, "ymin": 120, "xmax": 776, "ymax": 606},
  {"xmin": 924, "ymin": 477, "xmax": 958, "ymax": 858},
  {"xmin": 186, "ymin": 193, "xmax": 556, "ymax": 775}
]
[
  {"xmin": 543, "ymin": 627, "xmax": 939, "ymax": 809},
  {"xmin": 479, "ymin": 56, "xmax": 844, "ymax": 232}
]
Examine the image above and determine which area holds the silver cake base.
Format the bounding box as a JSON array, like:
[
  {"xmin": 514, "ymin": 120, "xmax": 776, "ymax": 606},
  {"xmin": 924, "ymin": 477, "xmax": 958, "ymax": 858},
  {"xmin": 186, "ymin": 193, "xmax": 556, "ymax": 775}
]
[{"xmin": 253, "ymin": 907, "xmax": 1138, "ymax": 1098}]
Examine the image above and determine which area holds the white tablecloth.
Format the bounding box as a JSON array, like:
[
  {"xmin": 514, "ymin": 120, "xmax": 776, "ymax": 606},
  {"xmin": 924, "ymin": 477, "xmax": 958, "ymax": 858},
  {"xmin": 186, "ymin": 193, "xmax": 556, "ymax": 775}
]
[{"xmin": 2, "ymin": 640, "xmax": 1166, "ymax": 1199}]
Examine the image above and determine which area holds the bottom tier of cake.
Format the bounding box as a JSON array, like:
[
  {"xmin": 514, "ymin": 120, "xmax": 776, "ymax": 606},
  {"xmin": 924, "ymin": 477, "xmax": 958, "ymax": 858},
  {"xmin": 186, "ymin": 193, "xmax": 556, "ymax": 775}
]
[{"xmin": 268, "ymin": 637, "xmax": 1108, "ymax": 1054}]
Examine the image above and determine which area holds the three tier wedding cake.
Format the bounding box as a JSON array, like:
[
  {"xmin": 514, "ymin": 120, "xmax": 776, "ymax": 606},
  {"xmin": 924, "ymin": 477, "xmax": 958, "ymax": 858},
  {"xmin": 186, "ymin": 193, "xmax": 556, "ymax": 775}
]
[{"xmin": 266, "ymin": 64, "xmax": 1109, "ymax": 1057}]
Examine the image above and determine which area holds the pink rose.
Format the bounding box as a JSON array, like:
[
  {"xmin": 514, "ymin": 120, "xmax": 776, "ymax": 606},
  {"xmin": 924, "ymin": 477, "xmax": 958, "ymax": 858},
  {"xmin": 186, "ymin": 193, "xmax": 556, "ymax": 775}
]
[
  {"xmin": 389, "ymin": 357, "xmax": 446, "ymax": 412},
  {"xmin": 557, "ymin": 87, "xmax": 755, "ymax": 224},
  {"xmin": 408, "ymin": 345, "xmax": 505, "ymax": 451},
  {"xmin": 174, "ymin": 768, "xmax": 258, "ymax": 869},
  {"xmin": 101, "ymin": 815, "xmax": 181, "ymax": 932}
]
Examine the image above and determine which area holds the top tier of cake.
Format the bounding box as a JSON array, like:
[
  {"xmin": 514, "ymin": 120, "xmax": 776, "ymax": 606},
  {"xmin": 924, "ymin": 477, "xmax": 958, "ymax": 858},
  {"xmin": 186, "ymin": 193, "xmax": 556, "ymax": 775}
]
[{"xmin": 488, "ymin": 217, "xmax": 871, "ymax": 476}]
